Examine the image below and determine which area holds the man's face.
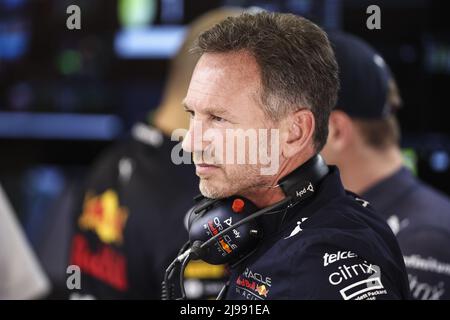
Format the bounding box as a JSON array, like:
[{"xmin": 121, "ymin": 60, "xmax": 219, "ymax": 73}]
[{"xmin": 182, "ymin": 51, "xmax": 279, "ymax": 199}]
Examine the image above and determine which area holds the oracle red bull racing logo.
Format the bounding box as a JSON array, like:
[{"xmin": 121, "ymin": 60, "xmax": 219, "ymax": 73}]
[{"xmin": 235, "ymin": 268, "xmax": 271, "ymax": 300}]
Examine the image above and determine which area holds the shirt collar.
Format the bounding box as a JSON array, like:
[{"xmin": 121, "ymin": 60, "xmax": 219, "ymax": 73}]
[{"xmin": 258, "ymin": 166, "xmax": 346, "ymax": 236}]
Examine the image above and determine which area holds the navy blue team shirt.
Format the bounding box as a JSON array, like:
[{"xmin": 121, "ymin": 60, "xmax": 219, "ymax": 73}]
[{"xmin": 225, "ymin": 167, "xmax": 411, "ymax": 300}]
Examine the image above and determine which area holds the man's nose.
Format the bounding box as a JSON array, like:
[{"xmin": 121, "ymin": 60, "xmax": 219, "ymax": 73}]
[{"xmin": 182, "ymin": 119, "xmax": 205, "ymax": 153}]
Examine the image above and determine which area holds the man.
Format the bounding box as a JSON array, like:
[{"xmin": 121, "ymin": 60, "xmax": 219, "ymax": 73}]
[
  {"xmin": 0, "ymin": 184, "xmax": 50, "ymax": 299},
  {"xmin": 67, "ymin": 8, "xmax": 240, "ymax": 299},
  {"xmin": 181, "ymin": 12, "xmax": 410, "ymax": 300},
  {"xmin": 321, "ymin": 32, "xmax": 450, "ymax": 300}
]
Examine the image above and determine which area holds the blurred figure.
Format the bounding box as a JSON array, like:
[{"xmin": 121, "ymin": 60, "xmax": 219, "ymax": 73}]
[
  {"xmin": 322, "ymin": 32, "xmax": 450, "ymax": 300},
  {"xmin": 67, "ymin": 8, "xmax": 241, "ymax": 299},
  {"xmin": 0, "ymin": 184, "xmax": 50, "ymax": 299}
]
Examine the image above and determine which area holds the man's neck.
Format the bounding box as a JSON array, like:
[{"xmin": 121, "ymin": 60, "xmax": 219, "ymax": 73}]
[
  {"xmin": 339, "ymin": 146, "xmax": 404, "ymax": 195},
  {"xmin": 243, "ymin": 150, "xmax": 315, "ymax": 208}
]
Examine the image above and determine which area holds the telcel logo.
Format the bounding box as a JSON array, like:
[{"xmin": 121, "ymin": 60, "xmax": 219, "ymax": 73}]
[{"xmin": 323, "ymin": 251, "xmax": 358, "ymax": 267}]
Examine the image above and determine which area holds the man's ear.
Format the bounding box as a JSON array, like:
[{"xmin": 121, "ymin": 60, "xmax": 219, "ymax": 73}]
[
  {"xmin": 327, "ymin": 110, "xmax": 355, "ymax": 151},
  {"xmin": 281, "ymin": 109, "xmax": 315, "ymax": 158}
]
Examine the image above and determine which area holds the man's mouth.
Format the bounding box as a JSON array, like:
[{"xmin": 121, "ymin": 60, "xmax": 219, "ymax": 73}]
[{"xmin": 195, "ymin": 163, "xmax": 220, "ymax": 175}]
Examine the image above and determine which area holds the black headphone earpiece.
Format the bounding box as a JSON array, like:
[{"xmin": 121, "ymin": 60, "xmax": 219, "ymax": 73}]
[{"xmin": 187, "ymin": 195, "xmax": 262, "ymax": 265}]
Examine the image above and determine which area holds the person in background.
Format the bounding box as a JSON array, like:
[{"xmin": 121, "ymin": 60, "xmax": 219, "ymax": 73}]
[
  {"xmin": 321, "ymin": 32, "xmax": 450, "ymax": 300},
  {"xmin": 0, "ymin": 184, "xmax": 50, "ymax": 299},
  {"xmin": 67, "ymin": 8, "xmax": 241, "ymax": 299}
]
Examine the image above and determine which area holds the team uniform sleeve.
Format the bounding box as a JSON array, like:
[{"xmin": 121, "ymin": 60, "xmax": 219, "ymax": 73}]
[{"xmin": 289, "ymin": 242, "xmax": 404, "ymax": 300}]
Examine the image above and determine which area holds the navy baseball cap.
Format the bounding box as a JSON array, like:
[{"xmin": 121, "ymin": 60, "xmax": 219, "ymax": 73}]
[{"xmin": 328, "ymin": 32, "xmax": 395, "ymax": 119}]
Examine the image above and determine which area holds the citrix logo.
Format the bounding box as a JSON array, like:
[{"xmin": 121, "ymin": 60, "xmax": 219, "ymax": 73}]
[
  {"xmin": 328, "ymin": 261, "xmax": 379, "ymax": 286},
  {"xmin": 296, "ymin": 182, "xmax": 314, "ymax": 198}
]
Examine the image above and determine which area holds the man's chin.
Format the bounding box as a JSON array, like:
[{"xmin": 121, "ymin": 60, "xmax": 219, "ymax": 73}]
[{"xmin": 199, "ymin": 180, "xmax": 232, "ymax": 199}]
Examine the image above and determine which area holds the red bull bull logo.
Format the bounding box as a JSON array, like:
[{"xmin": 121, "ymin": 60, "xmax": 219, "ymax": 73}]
[{"xmin": 78, "ymin": 189, "xmax": 128, "ymax": 245}]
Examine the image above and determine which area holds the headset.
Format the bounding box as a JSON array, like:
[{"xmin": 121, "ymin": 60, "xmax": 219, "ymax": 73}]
[{"xmin": 161, "ymin": 154, "xmax": 329, "ymax": 300}]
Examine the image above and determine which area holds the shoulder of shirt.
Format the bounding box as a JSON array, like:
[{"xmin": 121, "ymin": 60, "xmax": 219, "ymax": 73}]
[
  {"xmin": 369, "ymin": 169, "xmax": 450, "ymax": 227},
  {"xmin": 281, "ymin": 194, "xmax": 396, "ymax": 262},
  {"xmin": 389, "ymin": 179, "xmax": 450, "ymax": 233},
  {"xmin": 305, "ymin": 192, "xmax": 385, "ymax": 233},
  {"xmin": 407, "ymin": 180, "xmax": 450, "ymax": 214}
]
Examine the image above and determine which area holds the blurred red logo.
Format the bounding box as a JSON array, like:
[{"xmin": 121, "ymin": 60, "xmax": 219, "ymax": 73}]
[{"xmin": 78, "ymin": 189, "xmax": 128, "ymax": 245}]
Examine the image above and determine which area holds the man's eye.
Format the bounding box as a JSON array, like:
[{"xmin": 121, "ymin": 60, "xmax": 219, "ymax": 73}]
[
  {"xmin": 212, "ymin": 115, "xmax": 226, "ymax": 122},
  {"xmin": 186, "ymin": 110, "xmax": 195, "ymax": 118}
]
